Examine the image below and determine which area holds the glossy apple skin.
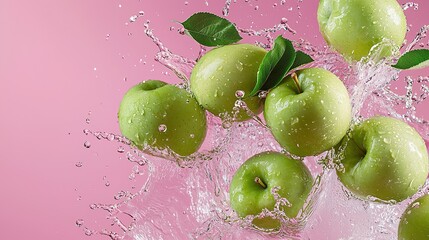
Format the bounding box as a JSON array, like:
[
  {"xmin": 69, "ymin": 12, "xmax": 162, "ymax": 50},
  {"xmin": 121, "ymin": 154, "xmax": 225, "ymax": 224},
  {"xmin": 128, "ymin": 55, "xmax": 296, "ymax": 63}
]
[
  {"xmin": 229, "ymin": 151, "xmax": 313, "ymax": 230},
  {"xmin": 118, "ymin": 80, "xmax": 207, "ymax": 156},
  {"xmin": 317, "ymin": 0, "xmax": 407, "ymax": 61},
  {"xmin": 398, "ymin": 195, "xmax": 429, "ymax": 240},
  {"xmin": 337, "ymin": 116, "xmax": 429, "ymax": 202},
  {"xmin": 264, "ymin": 68, "xmax": 351, "ymax": 157},
  {"xmin": 190, "ymin": 44, "xmax": 266, "ymax": 121}
]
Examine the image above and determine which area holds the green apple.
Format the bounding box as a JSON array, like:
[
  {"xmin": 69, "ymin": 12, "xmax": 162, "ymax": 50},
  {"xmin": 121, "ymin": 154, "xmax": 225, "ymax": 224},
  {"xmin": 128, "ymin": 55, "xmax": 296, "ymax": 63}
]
[
  {"xmin": 264, "ymin": 68, "xmax": 351, "ymax": 157},
  {"xmin": 337, "ymin": 116, "xmax": 429, "ymax": 202},
  {"xmin": 398, "ymin": 195, "xmax": 429, "ymax": 240},
  {"xmin": 118, "ymin": 80, "xmax": 207, "ymax": 156},
  {"xmin": 317, "ymin": 0, "xmax": 407, "ymax": 61},
  {"xmin": 190, "ymin": 44, "xmax": 266, "ymax": 121},
  {"xmin": 229, "ymin": 151, "xmax": 313, "ymax": 230}
]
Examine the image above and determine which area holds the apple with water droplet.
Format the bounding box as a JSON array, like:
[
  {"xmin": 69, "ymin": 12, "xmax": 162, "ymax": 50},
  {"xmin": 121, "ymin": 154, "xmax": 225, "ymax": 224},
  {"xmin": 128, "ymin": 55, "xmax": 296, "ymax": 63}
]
[
  {"xmin": 118, "ymin": 80, "xmax": 207, "ymax": 156},
  {"xmin": 337, "ymin": 116, "xmax": 429, "ymax": 202},
  {"xmin": 229, "ymin": 151, "xmax": 313, "ymax": 230},
  {"xmin": 317, "ymin": 0, "xmax": 407, "ymax": 61},
  {"xmin": 398, "ymin": 194, "xmax": 429, "ymax": 240},
  {"xmin": 190, "ymin": 44, "xmax": 266, "ymax": 121},
  {"xmin": 264, "ymin": 68, "xmax": 352, "ymax": 157}
]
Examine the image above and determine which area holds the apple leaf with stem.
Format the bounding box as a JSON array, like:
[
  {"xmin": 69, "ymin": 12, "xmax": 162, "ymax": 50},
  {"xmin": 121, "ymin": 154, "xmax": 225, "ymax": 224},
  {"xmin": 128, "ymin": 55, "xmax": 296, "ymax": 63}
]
[
  {"xmin": 249, "ymin": 36, "xmax": 296, "ymax": 97},
  {"xmin": 180, "ymin": 12, "xmax": 242, "ymax": 47},
  {"xmin": 392, "ymin": 49, "xmax": 429, "ymax": 70}
]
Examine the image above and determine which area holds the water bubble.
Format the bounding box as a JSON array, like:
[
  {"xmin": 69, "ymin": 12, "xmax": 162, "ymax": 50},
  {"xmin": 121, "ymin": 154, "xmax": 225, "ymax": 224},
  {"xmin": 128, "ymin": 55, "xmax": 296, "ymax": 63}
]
[
  {"xmin": 178, "ymin": 28, "xmax": 185, "ymax": 35},
  {"xmin": 190, "ymin": 134, "xmax": 195, "ymax": 138},
  {"xmin": 281, "ymin": 18, "xmax": 288, "ymax": 24},
  {"xmin": 138, "ymin": 11, "xmax": 145, "ymax": 16},
  {"xmin": 158, "ymin": 124, "xmax": 167, "ymax": 132},
  {"xmin": 83, "ymin": 129, "xmax": 90, "ymax": 135},
  {"xmin": 75, "ymin": 162, "xmax": 83, "ymax": 167},
  {"xmin": 83, "ymin": 141, "xmax": 91, "ymax": 148}
]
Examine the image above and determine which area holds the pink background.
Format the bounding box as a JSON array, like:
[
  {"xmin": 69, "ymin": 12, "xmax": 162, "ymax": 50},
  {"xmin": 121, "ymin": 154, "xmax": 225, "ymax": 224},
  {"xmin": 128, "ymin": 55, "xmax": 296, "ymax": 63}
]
[{"xmin": 1, "ymin": 0, "xmax": 428, "ymax": 239}]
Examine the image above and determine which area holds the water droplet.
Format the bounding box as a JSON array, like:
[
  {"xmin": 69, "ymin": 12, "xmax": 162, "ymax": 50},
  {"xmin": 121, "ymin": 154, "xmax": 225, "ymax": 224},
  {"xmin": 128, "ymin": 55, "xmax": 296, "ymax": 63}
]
[
  {"xmin": 158, "ymin": 124, "xmax": 167, "ymax": 132},
  {"xmin": 75, "ymin": 162, "xmax": 83, "ymax": 167},
  {"xmin": 190, "ymin": 134, "xmax": 195, "ymax": 138},
  {"xmin": 281, "ymin": 18, "xmax": 288, "ymax": 24},
  {"xmin": 83, "ymin": 129, "xmax": 90, "ymax": 135},
  {"xmin": 107, "ymin": 134, "xmax": 115, "ymax": 141},
  {"xmin": 411, "ymin": 202, "xmax": 421, "ymax": 208},
  {"xmin": 129, "ymin": 15, "xmax": 138, "ymax": 22},
  {"xmin": 84, "ymin": 228, "xmax": 93, "ymax": 236},
  {"xmin": 235, "ymin": 90, "xmax": 245, "ymax": 99},
  {"xmin": 258, "ymin": 91, "xmax": 268, "ymax": 99},
  {"xmin": 235, "ymin": 61, "xmax": 244, "ymax": 71},
  {"xmin": 138, "ymin": 11, "xmax": 145, "ymax": 16},
  {"xmin": 84, "ymin": 141, "xmax": 91, "ymax": 148},
  {"xmin": 76, "ymin": 219, "xmax": 84, "ymax": 227},
  {"xmin": 117, "ymin": 146, "xmax": 125, "ymax": 153}
]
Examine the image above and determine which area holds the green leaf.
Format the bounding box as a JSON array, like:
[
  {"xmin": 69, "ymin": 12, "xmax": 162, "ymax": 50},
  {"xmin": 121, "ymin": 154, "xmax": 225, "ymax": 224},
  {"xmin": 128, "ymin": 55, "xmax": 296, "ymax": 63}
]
[
  {"xmin": 291, "ymin": 51, "xmax": 314, "ymax": 70},
  {"xmin": 249, "ymin": 36, "xmax": 296, "ymax": 97},
  {"xmin": 180, "ymin": 12, "xmax": 242, "ymax": 47},
  {"xmin": 392, "ymin": 49, "xmax": 429, "ymax": 70}
]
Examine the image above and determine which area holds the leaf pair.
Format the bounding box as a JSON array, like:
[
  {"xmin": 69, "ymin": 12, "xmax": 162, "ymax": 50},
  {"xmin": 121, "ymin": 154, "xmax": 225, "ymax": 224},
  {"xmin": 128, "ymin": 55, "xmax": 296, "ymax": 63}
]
[
  {"xmin": 180, "ymin": 13, "xmax": 314, "ymax": 97},
  {"xmin": 249, "ymin": 36, "xmax": 313, "ymax": 96}
]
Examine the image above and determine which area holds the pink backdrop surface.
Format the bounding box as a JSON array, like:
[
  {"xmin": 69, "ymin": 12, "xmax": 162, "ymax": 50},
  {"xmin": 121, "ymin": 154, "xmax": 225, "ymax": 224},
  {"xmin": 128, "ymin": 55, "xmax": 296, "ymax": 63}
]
[{"xmin": 1, "ymin": 0, "xmax": 428, "ymax": 239}]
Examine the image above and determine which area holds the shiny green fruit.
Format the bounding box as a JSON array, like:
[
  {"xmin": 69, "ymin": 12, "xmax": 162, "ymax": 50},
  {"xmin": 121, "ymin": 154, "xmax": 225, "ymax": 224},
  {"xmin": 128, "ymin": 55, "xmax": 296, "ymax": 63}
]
[
  {"xmin": 317, "ymin": 0, "xmax": 407, "ymax": 61},
  {"xmin": 264, "ymin": 68, "xmax": 351, "ymax": 157},
  {"xmin": 118, "ymin": 80, "xmax": 207, "ymax": 156},
  {"xmin": 337, "ymin": 116, "xmax": 429, "ymax": 202},
  {"xmin": 190, "ymin": 44, "xmax": 266, "ymax": 121},
  {"xmin": 398, "ymin": 195, "xmax": 429, "ymax": 240},
  {"xmin": 229, "ymin": 151, "xmax": 313, "ymax": 230}
]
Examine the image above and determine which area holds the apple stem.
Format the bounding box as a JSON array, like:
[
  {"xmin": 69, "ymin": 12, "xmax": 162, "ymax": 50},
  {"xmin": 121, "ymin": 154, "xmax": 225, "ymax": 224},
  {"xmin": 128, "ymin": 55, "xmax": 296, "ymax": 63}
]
[
  {"xmin": 291, "ymin": 72, "xmax": 302, "ymax": 93},
  {"xmin": 254, "ymin": 177, "xmax": 267, "ymax": 189}
]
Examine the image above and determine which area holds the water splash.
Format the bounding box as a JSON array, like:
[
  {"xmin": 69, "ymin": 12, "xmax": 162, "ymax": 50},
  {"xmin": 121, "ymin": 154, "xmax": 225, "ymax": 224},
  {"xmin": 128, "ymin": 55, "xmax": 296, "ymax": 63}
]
[{"xmin": 80, "ymin": 3, "xmax": 429, "ymax": 240}]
